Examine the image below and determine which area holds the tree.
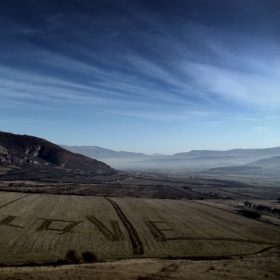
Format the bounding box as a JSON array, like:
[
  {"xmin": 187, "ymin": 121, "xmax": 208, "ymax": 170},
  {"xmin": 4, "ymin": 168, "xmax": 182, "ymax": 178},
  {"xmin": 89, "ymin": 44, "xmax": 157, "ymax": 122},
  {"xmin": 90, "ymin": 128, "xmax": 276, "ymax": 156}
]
[
  {"xmin": 244, "ymin": 201, "xmax": 252, "ymax": 207},
  {"xmin": 66, "ymin": 249, "xmax": 80, "ymax": 263},
  {"xmin": 238, "ymin": 209, "xmax": 261, "ymax": 219},
  {"xmin": 82, "ymin": 251, "xmax": 97, "ymax": 262}
]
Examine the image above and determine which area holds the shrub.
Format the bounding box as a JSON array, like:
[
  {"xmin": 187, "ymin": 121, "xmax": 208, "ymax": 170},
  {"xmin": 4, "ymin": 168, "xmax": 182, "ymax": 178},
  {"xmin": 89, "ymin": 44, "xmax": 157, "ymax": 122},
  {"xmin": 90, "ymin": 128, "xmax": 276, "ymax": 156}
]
[
  {"xmin": 82, "ymin": 251, "xmax": 97, "ymax": 262},
  {"xmin": 238, "ymin": 209, "xmax": 261, "ymax": 219},
  {"xmin": 255, "ymin": 205, "xmax": 265, "ymax": 211},
  {"xmin": 244, "ymin": 201, "xmax": 251, "ymax": 207},
  {"xmin": 27, "ymin": 260, "xmax": 37, "ymax": 267},
  {"xmin": 52, "ymin": 258, "xmax": 68, "ymax": 267},
  {"xmin": 66, "ymin": 249, "xmax": 80, "ymax": 263}
]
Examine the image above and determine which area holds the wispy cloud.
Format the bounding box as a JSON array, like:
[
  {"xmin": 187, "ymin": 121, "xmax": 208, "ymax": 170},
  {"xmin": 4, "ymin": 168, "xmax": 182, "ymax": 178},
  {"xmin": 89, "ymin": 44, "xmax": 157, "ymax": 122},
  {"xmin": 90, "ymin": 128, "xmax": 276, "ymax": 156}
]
[
  {"xmin": 104, "ymin": 107, "xmax": 217, "ymax": 123},
  {"xmin": 180, "ymin": 58, "xmax": 280, "ymax": 108},
  {"xmin": 1, "ymin": 0, "xmax": 280, "ymax": 151}
]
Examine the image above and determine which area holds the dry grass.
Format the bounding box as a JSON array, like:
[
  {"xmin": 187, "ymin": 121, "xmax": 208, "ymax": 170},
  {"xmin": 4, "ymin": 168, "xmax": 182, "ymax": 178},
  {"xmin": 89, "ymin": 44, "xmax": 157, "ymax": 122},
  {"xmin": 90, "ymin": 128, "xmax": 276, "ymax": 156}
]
[
  {"xmin": 0, "ymin": 249, "xmax": 280, "ymax": 279},
  {"xmin": 1, "ymin": 192, "xmax": 280, "ymax": 263}
]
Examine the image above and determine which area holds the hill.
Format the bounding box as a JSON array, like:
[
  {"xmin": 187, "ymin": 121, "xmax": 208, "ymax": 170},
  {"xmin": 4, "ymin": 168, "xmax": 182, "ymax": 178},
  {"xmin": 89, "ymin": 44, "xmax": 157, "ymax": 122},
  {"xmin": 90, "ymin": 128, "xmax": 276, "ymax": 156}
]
[
  {"xmin": 172, "ymin": 147, "xmax": 280, "ymax": 159},
  {"xmin": 0, "ymin": 131, "xmax": 114, "ymax": 173},
  {"xmin": 60, "ymin": 145, "xmax": 149, "ymax": 159},
  {"xmin": 61, "ymin": 145, "xmax": 280, "ymax": 172},
  {"xmin": 247, "ymin": 156, "xmax": 280, "ymax": 167}
]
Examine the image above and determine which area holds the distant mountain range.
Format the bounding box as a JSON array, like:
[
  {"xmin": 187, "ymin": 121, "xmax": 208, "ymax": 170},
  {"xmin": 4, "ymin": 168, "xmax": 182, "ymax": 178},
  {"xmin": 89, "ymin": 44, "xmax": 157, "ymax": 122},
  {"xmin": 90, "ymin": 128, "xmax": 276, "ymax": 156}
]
[
  {"xmin": 173, "ymin": 147, "xmax": 280, "ymax": 159},
  {"xmin": 247, "ymin": 156, "xmax": 280, "ymax": 167},
  {"xmin": 61, "ymin": 145, "xmax": 149, "ymax": 159},
  {"xmin": 61, "ymin": 145, "xmax": 280, "ymax": 175},
  {"xmin": 1, "ymin": 130, "xmax": 278, "ymax": 177},
  {"xmin": 0, "ymin": 131, "xmax": 114, "ymax": 174}
]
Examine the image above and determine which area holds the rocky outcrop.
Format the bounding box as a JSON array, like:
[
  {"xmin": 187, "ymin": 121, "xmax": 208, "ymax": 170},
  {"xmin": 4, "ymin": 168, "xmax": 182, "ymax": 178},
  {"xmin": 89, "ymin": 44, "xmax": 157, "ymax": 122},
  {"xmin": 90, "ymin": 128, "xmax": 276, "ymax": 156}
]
[
  {"xmin": 0, "ymin": 131, "xmax": 115, "ymax": 174},
  {"xmin": 0, "ymin": 146, "xmax": 8, "ymax": 155}
]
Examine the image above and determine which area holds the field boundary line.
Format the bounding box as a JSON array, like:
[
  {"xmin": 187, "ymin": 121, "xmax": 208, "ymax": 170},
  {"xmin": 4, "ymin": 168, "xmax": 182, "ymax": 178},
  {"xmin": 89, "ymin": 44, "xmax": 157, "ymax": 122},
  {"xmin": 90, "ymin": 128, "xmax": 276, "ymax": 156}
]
[
  {"xmin": 0, "ymin": 195, "xmax": 29, "ymax": 210},
  {"xmin": 105, "ymin": 198, "xmax": 144, "ymax": 255}
]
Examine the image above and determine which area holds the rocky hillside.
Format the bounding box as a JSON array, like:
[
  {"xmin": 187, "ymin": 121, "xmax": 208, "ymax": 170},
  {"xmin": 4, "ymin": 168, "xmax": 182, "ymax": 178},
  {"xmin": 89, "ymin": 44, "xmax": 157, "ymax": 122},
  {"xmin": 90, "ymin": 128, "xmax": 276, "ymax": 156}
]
[{"xmin": 0, "ymin": 131, "xmax": 115, "ymax": 174}]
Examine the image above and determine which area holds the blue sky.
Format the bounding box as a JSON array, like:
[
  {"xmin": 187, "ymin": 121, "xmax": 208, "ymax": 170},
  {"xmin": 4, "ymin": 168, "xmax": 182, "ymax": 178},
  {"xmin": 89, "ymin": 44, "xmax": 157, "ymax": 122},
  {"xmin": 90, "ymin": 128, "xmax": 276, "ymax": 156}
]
[{"xmin": 1, "ymin": 0, "xmax": 280, "ymax": 154}]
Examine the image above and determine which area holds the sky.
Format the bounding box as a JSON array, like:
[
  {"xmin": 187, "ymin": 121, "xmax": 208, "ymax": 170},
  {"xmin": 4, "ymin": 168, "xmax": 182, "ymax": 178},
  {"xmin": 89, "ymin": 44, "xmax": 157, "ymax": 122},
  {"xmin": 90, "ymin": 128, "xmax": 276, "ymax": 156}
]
[{"xmin": 1, "ymin": 0, "xmax": 280, "ymax": 155}]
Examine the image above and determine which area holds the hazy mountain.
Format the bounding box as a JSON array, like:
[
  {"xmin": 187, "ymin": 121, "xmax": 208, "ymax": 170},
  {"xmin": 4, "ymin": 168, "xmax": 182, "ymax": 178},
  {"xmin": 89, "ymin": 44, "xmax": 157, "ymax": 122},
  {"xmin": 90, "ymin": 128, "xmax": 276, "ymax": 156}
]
[
  {"xmin": 172, "ymin": 147, "xmax": 280, "ymax": 159},
  {"xmin": 247, "ymin": 156, "xmax": 280, "ymax": 167},
  {"xmin": 60, "ymin": 145, "xmax": 149, "ymax": 159},
  {"xmin": 0, "ymin": 131, "xmax": 114, "ymax": 173},
  {"xmin": 62, "ymin": 145, "xmax": 280, "ymax": 161},
  {"xmin": 61, "ymin": 144, "xmax": 280, "ymax": 173}
]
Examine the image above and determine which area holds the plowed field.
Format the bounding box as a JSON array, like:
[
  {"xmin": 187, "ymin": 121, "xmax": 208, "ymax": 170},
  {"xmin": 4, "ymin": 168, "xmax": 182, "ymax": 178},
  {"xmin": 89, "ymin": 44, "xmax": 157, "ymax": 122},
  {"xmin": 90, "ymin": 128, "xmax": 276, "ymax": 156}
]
[{"xmin": 0, "ymin": 192, "xmax": 280, "ymax": 262}]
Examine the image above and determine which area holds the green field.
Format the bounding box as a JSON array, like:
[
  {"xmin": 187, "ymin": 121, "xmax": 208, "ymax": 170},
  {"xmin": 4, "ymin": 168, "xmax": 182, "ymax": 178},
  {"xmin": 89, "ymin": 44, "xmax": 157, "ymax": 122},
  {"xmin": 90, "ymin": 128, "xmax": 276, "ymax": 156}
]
[{"xmin": 1, "ymin": 192, "xmax": 280, "ymax": 263}]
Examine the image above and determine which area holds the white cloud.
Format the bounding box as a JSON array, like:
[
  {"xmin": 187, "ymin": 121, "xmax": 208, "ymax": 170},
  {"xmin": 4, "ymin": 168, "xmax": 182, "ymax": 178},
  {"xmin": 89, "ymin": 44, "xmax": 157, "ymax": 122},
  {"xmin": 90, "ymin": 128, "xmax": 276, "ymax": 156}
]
[
  {"xmin": 104, "ymin": 108, "xmax": 216, "ymax": 123},
  {"xmin": 181, "ymin": 59, "xmax": 280, "ymax": 108}
]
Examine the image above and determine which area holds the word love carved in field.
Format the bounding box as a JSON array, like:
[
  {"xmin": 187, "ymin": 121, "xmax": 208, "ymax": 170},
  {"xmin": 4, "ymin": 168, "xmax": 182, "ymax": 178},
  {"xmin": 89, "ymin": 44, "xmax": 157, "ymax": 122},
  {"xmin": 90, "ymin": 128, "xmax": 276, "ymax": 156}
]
[{"xmin": 0, "ymin": 198, "xmax": 181, "ymax": 255}]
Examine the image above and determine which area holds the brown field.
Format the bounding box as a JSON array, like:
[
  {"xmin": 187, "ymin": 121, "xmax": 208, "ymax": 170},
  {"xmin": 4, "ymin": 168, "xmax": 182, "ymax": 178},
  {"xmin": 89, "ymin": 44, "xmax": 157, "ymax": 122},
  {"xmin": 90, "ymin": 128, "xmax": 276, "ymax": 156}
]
[{"xmin": 1, "ymin": 192, "xmax": 280, "ymax": 264}]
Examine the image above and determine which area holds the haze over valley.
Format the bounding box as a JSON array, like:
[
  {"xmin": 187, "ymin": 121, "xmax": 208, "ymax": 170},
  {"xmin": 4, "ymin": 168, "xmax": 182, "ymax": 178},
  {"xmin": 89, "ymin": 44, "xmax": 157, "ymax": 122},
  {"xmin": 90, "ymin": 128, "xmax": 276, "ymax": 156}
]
[{"xmin": 62, "ymin": 144, "xmax": 280, "ymax": 177}]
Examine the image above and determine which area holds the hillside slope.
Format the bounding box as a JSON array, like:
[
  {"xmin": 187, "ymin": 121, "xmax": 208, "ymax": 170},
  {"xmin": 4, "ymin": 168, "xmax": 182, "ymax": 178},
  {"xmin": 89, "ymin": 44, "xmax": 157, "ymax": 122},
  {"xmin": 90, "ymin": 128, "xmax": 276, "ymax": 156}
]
[
  {"xmin": 0, "ymin": 131, "xmax": 114, "ymax": 173},
  {"xmin": 247, "ymin": 156, "xmax": 280, "ymax": 167},
  {"xmin": 172, "ymin": 147, "xmax": 280, "ymax": 159},
  {"xmin": 60, "ymin": 145, "xmax": 149, "ymax": 159}
]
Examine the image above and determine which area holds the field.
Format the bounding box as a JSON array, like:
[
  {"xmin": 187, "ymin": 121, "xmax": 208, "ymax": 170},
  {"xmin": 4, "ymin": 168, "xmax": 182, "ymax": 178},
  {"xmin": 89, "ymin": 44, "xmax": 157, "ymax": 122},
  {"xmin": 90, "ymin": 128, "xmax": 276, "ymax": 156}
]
[{"xmin": 1, "ymin": 192, "xmax": 280, "ymax": 264}]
